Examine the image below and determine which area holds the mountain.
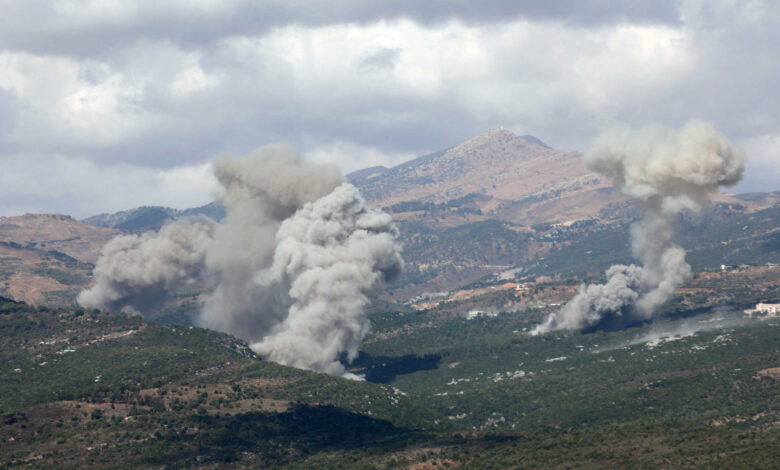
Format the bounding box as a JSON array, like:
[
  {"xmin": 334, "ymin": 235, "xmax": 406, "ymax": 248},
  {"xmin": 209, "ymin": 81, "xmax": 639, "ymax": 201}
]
[
  {"xmin": 0, "ymin": 214, "xmax": 118, "ymax": 304},
  {"xmin": 350, "ymin": 129, "xmax": 617, "ymax": 226},
  {"xmin": 0, "ymin": 214, "xmax": 119, "ymax": 263},
  {"xmin": 6, "ymin": 130, "xmax": 777, "ymax": 306},
  {"xmin": 82, "ymin": 206, "xmax": 180, "ymax": 232},
  {"xmin": 1, "ymin": 132, "xmax": 779, "ymax": 468},
  {"xmin": 341, "ymin": 129, "xmax": 779, "ymax": 298},
  {"xmin": 345, "ymin": 165, "xmax": 389, "ymax": 183},
  {"xmin": 83, "ymin": 202, "xmax": 225, "ymax": 233}
]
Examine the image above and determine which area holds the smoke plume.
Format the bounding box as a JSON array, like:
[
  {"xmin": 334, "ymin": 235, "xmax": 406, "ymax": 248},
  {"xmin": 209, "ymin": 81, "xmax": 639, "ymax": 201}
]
[
  {"xmin": 77, "ymin": 216, "xmax": 217, "ymax": 315},
  {"xmin": 251, "ymin": 183, "xmax": 403, "ymax": 377},
  {"xmin": 198, "ymin": 145, "xmax": 344, "ymax": 342},
  {"xmin": 78, "ymin": 145, "xmax": 403, "ymax": 378},
  {"xmin": 533, "ymin": 120, "xmax": 745, "ymax": 334}
]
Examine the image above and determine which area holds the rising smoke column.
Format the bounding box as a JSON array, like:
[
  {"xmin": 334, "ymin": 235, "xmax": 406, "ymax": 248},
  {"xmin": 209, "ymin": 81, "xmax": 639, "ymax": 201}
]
[
  {"xmin": 78, "ymin": 144, "xmax": 403, "ymax": 378},
  {"xmin": 251, "ymin": 183, "xmax": 404, "ymax": 377},
  {"xmin": 197, "ymin": 144, "xmax": 344, "ymax": 342},
  {"xmin": 77, "ymin": 216, "xmax": 217, "ymax": 315},
  {"xmin": 533, "ymin": 120, "xmax": 745, "ymax": 334}
]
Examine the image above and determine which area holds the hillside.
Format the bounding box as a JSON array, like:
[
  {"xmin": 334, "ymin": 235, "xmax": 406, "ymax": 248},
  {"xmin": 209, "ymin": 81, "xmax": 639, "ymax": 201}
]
[
  {"xmin": 4, "ymin": 131, "xmax": 776, "ymax": 306},
  {"xmin": 0, "ymin": 298, "xmax": 437, "ymax": 468},
  {"xmin": 0, "ymin": 215, "xmax": 120, "ymax": 305},
  {"xmin": 2, "ymin": 272, "xmax": 778, "ymax": 468},
  {"xmin": 0, "ymin": 214, "xmax": 119, "ymax": 263},
  {"xmin": 351, "ymin": 129, "xmax": 622, "ymax": 227},
  {"xmin": 384, "ymin": 200, "xmax": 779, "ymax": 299},
  {"xmin": 83, "ymin": 203, "xmax": 224, "ymax": 233}
]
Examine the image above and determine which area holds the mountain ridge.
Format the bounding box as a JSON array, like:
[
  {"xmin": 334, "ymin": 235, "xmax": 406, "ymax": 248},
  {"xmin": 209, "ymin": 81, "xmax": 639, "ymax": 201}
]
[
  {"xmin": 1, "ymin": 130, "xmax": 777, "ymax": 305},
  {"xmin": 351, "ymin": 129, "xmax": 604, "ymax": 210}
]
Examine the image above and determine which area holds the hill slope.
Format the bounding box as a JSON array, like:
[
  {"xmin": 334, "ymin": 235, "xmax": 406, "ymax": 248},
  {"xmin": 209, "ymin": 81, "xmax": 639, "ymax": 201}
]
[
  {"xmin": 0, "ymin": 298, "xmax": 436, "ymax": 468},
  {"xmin": 0, "ymin": 214, "xmax": 119, "ymax": 263},
  {"xmin": 0, "ymin": 215, "xmax": 120, "ymax": 305},
  {"xmin": 83, "ymin": 203, "xmax": 224, "ymax": 233},
  {"xmin": 2, "ymin": 284, "xmax": 778, "ymax": 468},
  {"xmin": 351, "ymin": 129, "xmax": 617, "ymax": 226}
]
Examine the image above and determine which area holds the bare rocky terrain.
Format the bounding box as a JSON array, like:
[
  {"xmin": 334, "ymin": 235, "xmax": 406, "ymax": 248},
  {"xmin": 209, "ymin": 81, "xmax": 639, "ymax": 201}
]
[
  {"xmin": 0, "ymin": 215, "xmax": 120, "ymax": 305},
  {"xmin": 352, "ymin": 129, "xmax": 617, "ymax": 226},
  {"xmin": 0, "ymin": 214, "xmax": 119, "ymax": 263}
]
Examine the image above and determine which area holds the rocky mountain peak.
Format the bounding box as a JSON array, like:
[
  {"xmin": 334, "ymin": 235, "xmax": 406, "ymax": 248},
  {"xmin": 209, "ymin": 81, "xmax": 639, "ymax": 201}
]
[
  {"xmin": 457, "ymin": 128, "xmax": 549, "ymax": 150},
  {"xmin": 352, "ymin": 128, "xmax": 599, "ymax": 208},
  {"xmin": 448, "ymin": 128, "xmax": 541, "ymax": 154}
]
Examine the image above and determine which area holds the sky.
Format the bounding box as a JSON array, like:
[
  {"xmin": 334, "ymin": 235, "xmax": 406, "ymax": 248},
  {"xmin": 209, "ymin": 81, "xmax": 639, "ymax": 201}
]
[{"xmin": 0, "ymin": 0, "xmax": 778, "ymax": 218}]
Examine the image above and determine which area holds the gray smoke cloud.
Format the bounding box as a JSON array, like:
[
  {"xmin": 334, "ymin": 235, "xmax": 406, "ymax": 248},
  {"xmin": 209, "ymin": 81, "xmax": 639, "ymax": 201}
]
[
  {"xmin": 77, "ymin": 216, "xmax": 217, "ymax": 315},
  {"xmin": 198, "ymin": 144, "xmax": 344, "ymax": 342},
  {"xmin": 251, "ymin": 183, "xmax": 403, "ymax": 377},
  {"xmin": 78, "ymin": 145, "xmax": 403, "ymax": 378},
  {"xmin": 532, "ymin": 120, "xmax": 746, "ymax": 334}
]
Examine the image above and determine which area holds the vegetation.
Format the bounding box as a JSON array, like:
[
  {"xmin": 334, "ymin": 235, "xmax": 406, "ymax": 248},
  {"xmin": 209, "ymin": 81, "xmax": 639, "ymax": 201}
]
[
  {"xmin": 32, "ymin": 267, "xmax": 87, "ymax": 286},
  {"xmin": 1, "ymin": 199, "xmax": 778, "ymax": 468},
  {"xmin": 2, "ymin": 283, "xmax": 776, "ymax": 468}
]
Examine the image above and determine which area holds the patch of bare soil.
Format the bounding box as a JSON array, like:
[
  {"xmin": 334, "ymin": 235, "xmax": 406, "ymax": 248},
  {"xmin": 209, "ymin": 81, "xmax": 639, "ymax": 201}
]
[{"xmin": 754, "ymin": 367, "xmax": 780, "ymax": 380}]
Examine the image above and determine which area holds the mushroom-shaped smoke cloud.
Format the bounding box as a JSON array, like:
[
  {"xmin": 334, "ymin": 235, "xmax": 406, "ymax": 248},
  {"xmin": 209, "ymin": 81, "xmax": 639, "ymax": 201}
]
[
  {"xmin": 532, "ymin": 120, "xmax": 745, "ymax": 334},
  {"xmin": 78, "ymin": 145, "xmax": 403, "ymax": 378}
]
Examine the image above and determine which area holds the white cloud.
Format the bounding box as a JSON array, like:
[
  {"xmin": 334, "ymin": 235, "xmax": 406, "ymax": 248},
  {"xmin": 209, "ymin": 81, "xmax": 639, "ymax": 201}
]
[
  {"xmin": 0, "ymin": 155, "xmax": 216, "ymax": 218},
  {"xmin": 734, "ymin": 134, "xmax": 780, "ymax": 193},
  {"xmin": 307, "ymin": 141, "xmax": 416, "ymax": 174},
  {"xmin": 0, "ymin": 1, "xmax": 778, "ymax": 216},
  {"xmin": 0, "ymin": 51, "xmax": 150, "ymax": 151}
]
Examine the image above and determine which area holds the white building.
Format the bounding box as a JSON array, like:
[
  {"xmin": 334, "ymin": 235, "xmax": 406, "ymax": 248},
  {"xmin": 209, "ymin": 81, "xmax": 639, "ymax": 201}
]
[
  {"xmin": 467, "ymin": 310, "xmax": 498, "ymax": 320},
  {"xmin": 745, "ymin": 303, "xmax": 780, "ymax": 318}
]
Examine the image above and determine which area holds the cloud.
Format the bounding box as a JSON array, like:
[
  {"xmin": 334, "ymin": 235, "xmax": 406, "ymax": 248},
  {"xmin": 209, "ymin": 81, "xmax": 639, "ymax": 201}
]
[
  {"xmin": 0, "ymin": 1, "xmax": 777, "ymax": 216},
  {"xmin": 307, "ymin": 141, "xmax": 415, "ymax": 173},
  {"xmin": 0, "ymin": 154, "xmax": 217, "ymax": 218},
  {"xmin": 0, "ymin": 1, "xmax": 681, "ymax": 57},
  {"xmin": 736, "ymin": 133, "xmax": 780, "ymax": 193},
  {"xmin": 358, "ymin": 47, "xmax": 401, "ymax": 72}
]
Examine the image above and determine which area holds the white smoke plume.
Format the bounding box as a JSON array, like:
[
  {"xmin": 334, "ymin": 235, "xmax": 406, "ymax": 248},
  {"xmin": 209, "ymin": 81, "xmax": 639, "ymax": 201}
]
[
  {"xmin": 77, "ymin": 216, "xmax": 217, "ymax": 315},
  {"xmin": 78, "ymin": 145, "xmax": 403, "ymax": 378},
  {"xmin": 252, "ymin": 183, "xmax": 403, "ymax": 377},
  {"xmin": 533, "ymin": 120, "xmax": 745, "ymax": 334}
]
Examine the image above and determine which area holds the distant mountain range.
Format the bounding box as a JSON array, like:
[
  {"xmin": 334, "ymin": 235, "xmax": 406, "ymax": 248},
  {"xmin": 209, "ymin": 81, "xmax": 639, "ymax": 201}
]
[
  {"xmin": 349, "ymin": 129, "xmax": 617, "ymax": 227},
  {"xmin": 82, "ymin": 129, "xmax": 618, "ymax": 232},
  {"xmin": 0, "ymin": 129, "xmax": 777, "ymax": 305},
  {"xmin": 82, "ymin": 202, "xmax": 225, "ymax": 232}
]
